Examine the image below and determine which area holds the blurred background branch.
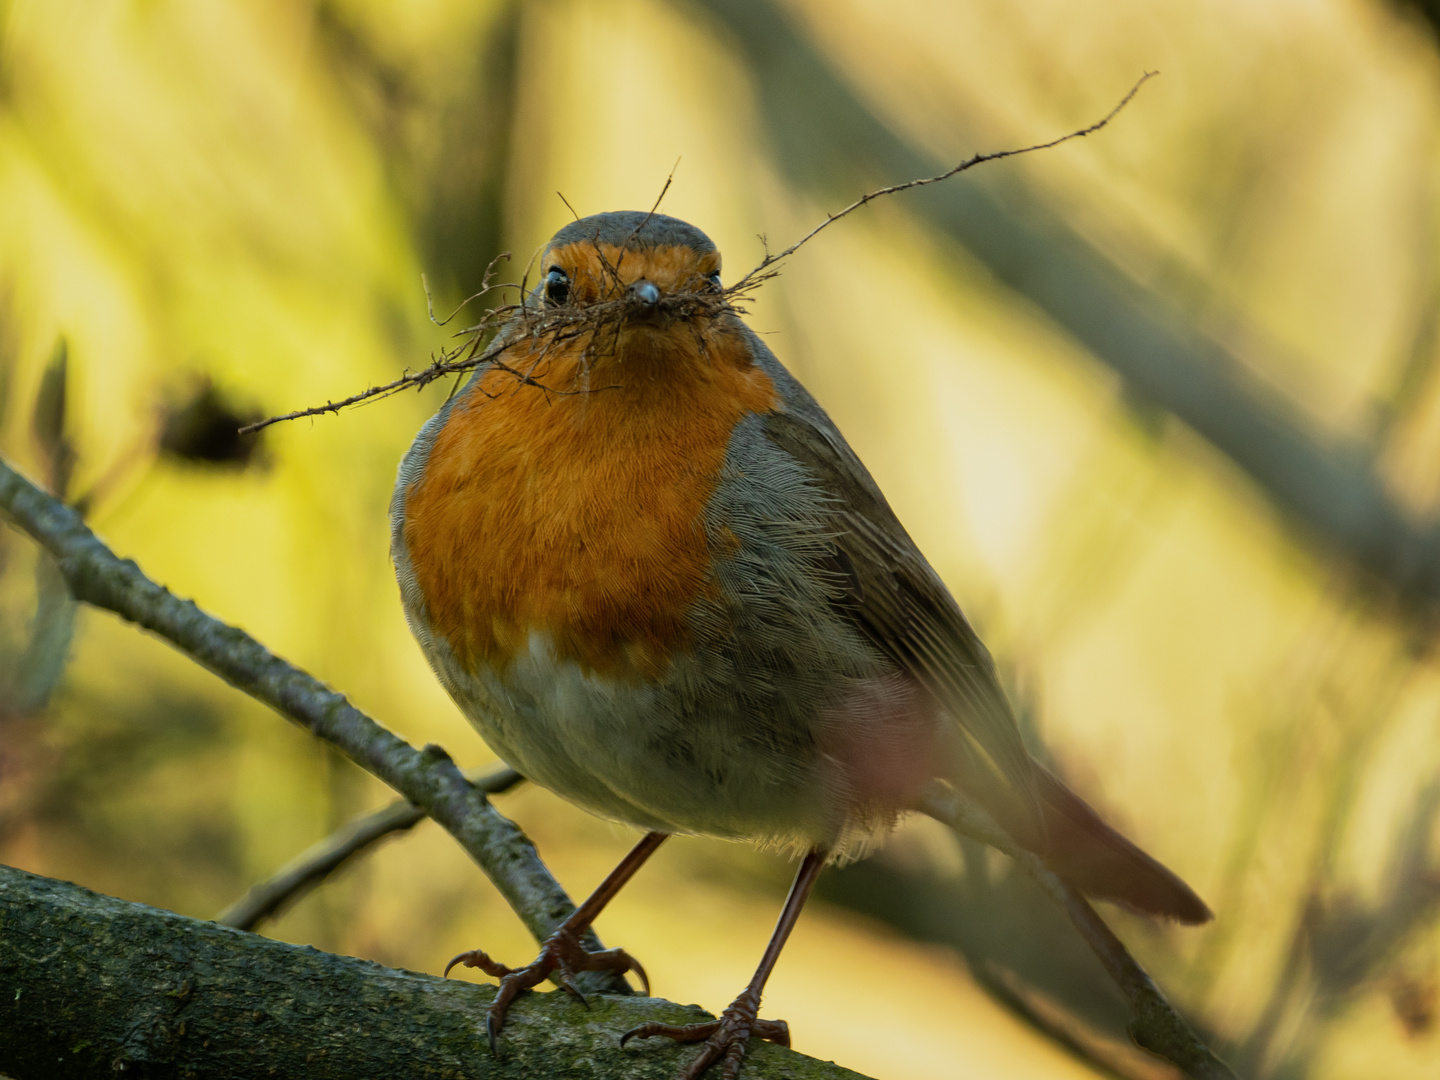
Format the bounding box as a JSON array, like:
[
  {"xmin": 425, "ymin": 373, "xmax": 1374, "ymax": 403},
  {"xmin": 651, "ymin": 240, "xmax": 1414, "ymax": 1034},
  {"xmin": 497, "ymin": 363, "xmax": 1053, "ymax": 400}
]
[
  {"xmin": 921, "ymin": 785, "xmax": 1239, "ymax": 1079},
  {"xmin": 693, "ymin": 0, "xmax": 1440, "ymax": 615}
]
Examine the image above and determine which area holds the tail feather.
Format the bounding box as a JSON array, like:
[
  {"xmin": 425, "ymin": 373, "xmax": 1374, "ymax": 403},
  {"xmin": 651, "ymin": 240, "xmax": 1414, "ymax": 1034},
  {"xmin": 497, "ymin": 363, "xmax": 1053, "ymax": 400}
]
[
  {"xmin": 947, "ymin": 735, "xmax": 1212, "ymax": 924},
  {"xmin": 1024, "ymin": 765, "xmax": 1212, "ymax": 924}
]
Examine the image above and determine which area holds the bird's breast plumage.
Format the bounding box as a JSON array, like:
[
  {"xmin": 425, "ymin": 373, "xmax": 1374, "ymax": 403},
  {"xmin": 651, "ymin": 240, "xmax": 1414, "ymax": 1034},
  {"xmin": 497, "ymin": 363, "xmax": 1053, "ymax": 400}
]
[{"xmin": 398, "ymin": 324, "xmax": 778, "ymax": 683}]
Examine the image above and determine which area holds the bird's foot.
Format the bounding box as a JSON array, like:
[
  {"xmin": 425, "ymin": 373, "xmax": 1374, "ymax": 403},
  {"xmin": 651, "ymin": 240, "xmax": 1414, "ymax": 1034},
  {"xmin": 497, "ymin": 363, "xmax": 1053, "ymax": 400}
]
[
  {"xmin": 445, "ymin": 927, "xmax": 649, "ymax": 1052},
  {"xmin": 621, "ymin": 986, "xmax": 789, "ymax": 1080}
]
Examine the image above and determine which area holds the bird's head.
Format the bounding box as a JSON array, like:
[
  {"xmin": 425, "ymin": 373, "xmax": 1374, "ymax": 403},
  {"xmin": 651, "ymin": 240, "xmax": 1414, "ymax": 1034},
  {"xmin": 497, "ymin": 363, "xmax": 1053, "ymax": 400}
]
[{"xmin": 510, "ymin": 211, "xmax": 737, "ymax": 375}]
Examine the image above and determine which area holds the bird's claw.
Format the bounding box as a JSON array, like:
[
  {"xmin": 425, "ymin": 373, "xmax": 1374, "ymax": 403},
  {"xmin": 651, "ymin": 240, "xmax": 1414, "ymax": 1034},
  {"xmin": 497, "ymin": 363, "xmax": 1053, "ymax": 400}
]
[
  {"xmin": 444, "ymin": 926, "xmax": 649, "ymax": 1048},
  {"xmin": 621, "ymin": 989, "xmax": 789, "ymax": 1079},
  {"xmin": 444, "ymin": 947, "xmax": 514, "ymax": 980},
  {"xmin": 556, "ymin": 970, "xmax": 590, "ymax": 1008},
  {"xmin": 485, "ymin": 1011, "xmax": 500, "ymax": 1057}
]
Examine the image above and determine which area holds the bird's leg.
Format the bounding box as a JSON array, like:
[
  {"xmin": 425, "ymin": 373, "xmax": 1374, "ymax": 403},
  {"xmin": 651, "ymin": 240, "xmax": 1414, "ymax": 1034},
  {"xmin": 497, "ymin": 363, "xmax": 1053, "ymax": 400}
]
[
  {"xmin": 621, "ymin": 846, "xmax": 827, "ymax": 1080},
  {"xmin": 446, "ymin": 830, "xmax": 669, "ymax": 1051}
]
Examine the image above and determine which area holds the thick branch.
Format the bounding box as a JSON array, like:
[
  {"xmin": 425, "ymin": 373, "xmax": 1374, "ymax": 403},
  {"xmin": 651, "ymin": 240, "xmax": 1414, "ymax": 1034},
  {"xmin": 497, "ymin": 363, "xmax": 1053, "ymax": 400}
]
[
  {"xmin": 0, "ymin": 455, "xmax": 618, "ymax": 988},
  {"xmin": 0, "ymin": 864, "xmax": 867, "ymax": 1080},
  {"xmin": 920, "ymin": 786, "xmax": 1240, "ymax": 1080}
]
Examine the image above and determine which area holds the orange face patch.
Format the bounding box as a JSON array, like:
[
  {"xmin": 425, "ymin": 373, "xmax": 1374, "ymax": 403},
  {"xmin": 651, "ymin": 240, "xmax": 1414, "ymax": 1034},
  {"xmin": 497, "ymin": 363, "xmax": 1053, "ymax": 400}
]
[
  {"xmin": 402, "ymin": 245, "xmax": 777, "ymax": 682},
  {"xmin": 544, "ymin": 240, "xmax": 721, "ymax": 306}
]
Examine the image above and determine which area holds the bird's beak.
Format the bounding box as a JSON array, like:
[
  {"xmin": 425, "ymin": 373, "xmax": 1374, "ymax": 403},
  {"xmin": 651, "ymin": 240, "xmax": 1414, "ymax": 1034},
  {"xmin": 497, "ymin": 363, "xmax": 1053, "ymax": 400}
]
[{"xmin": 627, "ymin": 279, "xmax": 662, "ymax": 321}]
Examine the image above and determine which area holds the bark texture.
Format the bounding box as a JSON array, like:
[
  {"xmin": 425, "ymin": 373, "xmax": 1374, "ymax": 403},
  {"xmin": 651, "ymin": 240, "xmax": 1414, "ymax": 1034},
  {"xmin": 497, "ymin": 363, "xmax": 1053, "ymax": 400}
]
[{"xmin": 0, "ymin": 865, "xmax": 868, "ymax": 1080}]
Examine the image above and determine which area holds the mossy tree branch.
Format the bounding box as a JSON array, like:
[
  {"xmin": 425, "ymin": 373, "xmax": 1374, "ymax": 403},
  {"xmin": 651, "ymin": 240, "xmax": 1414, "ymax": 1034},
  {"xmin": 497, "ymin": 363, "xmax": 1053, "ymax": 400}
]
[{"xmin": 0, "ymin": 865, "xmax": 868, "ymax": 1080}]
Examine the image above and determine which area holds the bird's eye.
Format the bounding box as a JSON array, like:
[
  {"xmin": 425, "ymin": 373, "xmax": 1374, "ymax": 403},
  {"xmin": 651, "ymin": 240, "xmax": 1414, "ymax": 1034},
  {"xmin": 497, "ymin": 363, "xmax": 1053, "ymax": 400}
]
[
  {"xmin": 544, "ymin": 266, "xmax": 570, "ymax": 305},
  {"xmin": 707, "ymin": 271, "xmax": 722, "ymax": 291}
]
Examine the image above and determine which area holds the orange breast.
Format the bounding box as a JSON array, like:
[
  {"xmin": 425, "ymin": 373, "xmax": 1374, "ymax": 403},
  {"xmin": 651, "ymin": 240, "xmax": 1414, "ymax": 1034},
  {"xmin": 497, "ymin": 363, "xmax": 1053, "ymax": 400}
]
[{"xmin": 402, "ymin": 320, "xmax": 778, "ymax": 682}]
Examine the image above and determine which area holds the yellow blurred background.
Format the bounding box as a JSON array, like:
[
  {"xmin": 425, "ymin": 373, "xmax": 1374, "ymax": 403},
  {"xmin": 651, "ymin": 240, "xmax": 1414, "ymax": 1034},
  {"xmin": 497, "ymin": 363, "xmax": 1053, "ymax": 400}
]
[{"xmin": 5, "ymin": 1, "xmax": 1440, "ymax": 1077}]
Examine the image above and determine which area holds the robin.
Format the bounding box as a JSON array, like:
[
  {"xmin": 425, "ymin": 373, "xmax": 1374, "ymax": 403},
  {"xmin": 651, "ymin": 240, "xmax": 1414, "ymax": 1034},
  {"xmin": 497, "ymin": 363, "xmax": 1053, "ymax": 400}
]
[{"xmin": 391, "ymin": 210, "xmax": 1211, "ymax": 1079}]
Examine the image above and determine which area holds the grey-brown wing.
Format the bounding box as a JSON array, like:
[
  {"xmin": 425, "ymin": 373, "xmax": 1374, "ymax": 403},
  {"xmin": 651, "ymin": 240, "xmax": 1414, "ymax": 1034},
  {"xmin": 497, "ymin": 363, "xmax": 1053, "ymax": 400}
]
[
  {"xmin": 752, "ymin": 348, "xmax": 1210, "ymax": 923},
  {"xmin": 760, "ymin": 407, "xmax": 1037, "ymax": 804}
]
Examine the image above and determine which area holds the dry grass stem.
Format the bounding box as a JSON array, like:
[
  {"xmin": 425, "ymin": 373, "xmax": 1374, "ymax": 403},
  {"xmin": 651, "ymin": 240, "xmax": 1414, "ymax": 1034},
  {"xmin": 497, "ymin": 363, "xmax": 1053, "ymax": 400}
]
[{"xmin": 241, "ymin": 72, "xmax": 1154, "ymax": 435}]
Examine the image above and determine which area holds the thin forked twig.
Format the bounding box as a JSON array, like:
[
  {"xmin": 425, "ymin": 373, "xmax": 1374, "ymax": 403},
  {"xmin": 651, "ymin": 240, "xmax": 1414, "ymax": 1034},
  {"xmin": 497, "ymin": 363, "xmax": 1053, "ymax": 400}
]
[
  {"xmin": 612, "ymin": 158, "xmax": 681, "ymax": 284},
  {"xmin": 218, "ymin": 765, "xmax": 525, "ymax": 932},
  {"xmin": 727, "ymin": 71, "xmax": 1156, "ymax": 294},
  {"xmin": 240, "ymin": 73, "xmax": 1155, "ymax": 435},
  {"xmin": 424, "ymin": 253, "xmax": 515, "ymax": 328},
  {"xmin": 556, "ymin": 190, "xmax": 583, "ymax": 223},
  {"xmin": 238, "ymin": 301, "xmax": 580, "ymax": 434}
]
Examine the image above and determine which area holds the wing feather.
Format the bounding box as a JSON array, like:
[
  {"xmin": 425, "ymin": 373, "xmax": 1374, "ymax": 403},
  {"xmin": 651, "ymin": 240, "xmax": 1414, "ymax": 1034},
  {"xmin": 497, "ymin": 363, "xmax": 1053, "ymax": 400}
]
[{"xmin": 761, "ymin": 409, "xmax": 1038, "ymax": 808}]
